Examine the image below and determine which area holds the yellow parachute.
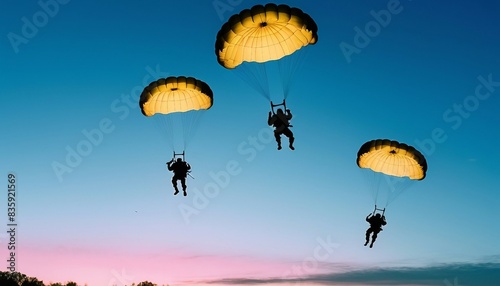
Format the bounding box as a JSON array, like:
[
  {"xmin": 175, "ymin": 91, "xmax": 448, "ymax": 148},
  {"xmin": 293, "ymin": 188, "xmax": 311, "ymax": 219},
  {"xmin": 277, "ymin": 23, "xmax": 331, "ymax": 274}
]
[
  {"xmin": 215, "ymin": 3, "xmax": 318, "ymax": 69},
  {"xmin": 140, "ymin": 76, "xmax": 213, "ymax": 116},
  {"xmin": 139, "ymin": 76, "xmax": 213, "ymax": 152},
  {"xmin": 215, "ymin": 3, "xmax": 317, "ymax": 104},
  {"xmin": 357, "ymin": 139, "xmax": 427, "ymax": 180},
  {"xmin": 356, "ymin": 139, "xmax": 427, "ymax": 211}
]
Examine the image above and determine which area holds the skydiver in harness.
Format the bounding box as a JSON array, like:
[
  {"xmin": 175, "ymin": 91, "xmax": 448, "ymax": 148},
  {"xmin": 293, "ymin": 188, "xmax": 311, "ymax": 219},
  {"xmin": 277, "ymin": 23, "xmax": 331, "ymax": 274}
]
[
  {"xmin": 268, "ymin": 100, "xmax": 295, "ymax": 150},
  {"xmin": 167, "ymin": 156, "xmax": 191, "ymax": 196},
  {"xmin": 364, "ymin": 210, "xmax": 387, "ymax": 248}
]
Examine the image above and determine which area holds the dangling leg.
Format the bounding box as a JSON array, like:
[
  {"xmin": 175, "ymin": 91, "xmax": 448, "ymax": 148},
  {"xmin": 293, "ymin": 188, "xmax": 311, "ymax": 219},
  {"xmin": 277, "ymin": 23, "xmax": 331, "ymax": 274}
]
[
  {"xmin": 289, "ymin": 137, "xmax": 295, "ymax": 150},
  {"xmin": 172, "ymin": 177, "xmax": 179, "ymax": 195},
  {"xmin": 181, "ymin": 177, "xmax": 187, "ymax": 196},
  {"xmin": 365, "ymin": 228, "xmax": 372, "ymax": 246},
  {"xmin": 274, "ymin": 130, "xmax": 282, "ymax": 150},
  {"xmin": 281, "ymin": 128, "xmax": 295, "ymax": 150},
  {"xmin": 370, "ymin": 231, "xmax": 379, "ymax": 248}
]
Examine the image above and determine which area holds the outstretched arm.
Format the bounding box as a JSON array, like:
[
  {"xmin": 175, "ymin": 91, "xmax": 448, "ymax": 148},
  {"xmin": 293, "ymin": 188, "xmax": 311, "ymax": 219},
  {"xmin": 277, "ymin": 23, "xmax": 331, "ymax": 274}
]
[{"xmin": 366, "ymin": 213, "xmax": 372, "ymax": 221}]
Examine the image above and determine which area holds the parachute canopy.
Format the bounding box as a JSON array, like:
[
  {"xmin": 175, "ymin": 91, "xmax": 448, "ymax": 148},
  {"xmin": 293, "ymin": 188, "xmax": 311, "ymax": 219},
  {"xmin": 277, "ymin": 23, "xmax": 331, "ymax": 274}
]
[
  {"xmin": 215, "ymin": 3, "xmax": 318, "ymax": 69},
  {"xmin": 140, "ymin": 76, "xmax": 213, "ymax": 117},
  {"xmin": 357, "ymin": 139, "xmax": 427, "ymax": 180}
]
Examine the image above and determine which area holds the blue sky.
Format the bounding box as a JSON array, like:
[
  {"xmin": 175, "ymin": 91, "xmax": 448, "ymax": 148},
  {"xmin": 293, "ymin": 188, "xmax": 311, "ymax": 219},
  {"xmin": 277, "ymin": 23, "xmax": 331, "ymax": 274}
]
[{"xmin": 1, "ymin": 0, "xmax": 500, "ymax": 285}]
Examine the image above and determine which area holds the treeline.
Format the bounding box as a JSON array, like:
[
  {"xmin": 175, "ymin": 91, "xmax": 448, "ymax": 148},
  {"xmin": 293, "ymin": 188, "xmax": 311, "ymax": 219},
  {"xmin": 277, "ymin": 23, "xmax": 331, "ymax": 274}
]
[{"xmin": 0, "ymin": 271, "xmax": 167, "ymax": 286}]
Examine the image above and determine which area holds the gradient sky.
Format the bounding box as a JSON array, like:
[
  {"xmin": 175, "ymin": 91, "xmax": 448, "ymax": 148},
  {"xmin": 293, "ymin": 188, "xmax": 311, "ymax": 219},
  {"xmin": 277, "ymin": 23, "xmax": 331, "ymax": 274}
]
[{"xmin": 1, "ymin": 0, "xmax": 500, "ymax": 285}]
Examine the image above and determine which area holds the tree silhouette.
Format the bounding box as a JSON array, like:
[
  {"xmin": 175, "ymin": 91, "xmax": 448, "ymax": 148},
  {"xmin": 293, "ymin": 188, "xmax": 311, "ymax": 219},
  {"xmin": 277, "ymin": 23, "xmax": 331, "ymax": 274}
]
[
  {"xmin": 137, "ymin": 281, "xmax": 157, "ymax": 286},
  {"xmin": 0, "ymin": 271, "xmax": 169, "ymax": 286},
  {"xmin": 21, "ymin": 276, "xmax": 45, "ymax": 286},
  {"xmin": 0, "ymin": 273, "xmax": 18, "ymax": 286},
  {"xmin": 0, "ymin": 271, "xmax": 28, "ymax": 286}
]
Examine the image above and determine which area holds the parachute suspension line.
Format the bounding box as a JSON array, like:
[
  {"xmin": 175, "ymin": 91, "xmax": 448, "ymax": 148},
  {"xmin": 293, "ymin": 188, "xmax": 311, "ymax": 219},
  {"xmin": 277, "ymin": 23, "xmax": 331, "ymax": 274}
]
[
  {"xmin": 278, "ymin": 47, "xmax": 310, "ymax": 99},
  {"xmin": 385, "ymin": 178, "xmax": 416, "ymax": 208},
  {"xmin": 359, "ymin": 168, "xmax": 381, "ymax": 207},
  {"xmin": 180, "ymin": 90, "xmax": 192, "ymax": 150},
  {"xmin": 170, "ymin": 113, "xmax": 184, "ymax": 152},
  {"xmin": 151, "ymin": 110, "xmax": 207, "ymax": 153},
  {"xmin": 153, "ymin": 111, "xmax": 184, "ymax": 153},
  {"xmin": 177, "ymin": 113, "xmax": 186, "ymax": 151},
  {"xmin": 179, "ymin": 112, "xmax": 188, "ymax": 151},
  {"xmin": 234, "ymin": 62, "xmax": 270, "ymax": 100},
  {"xmin": 257, "ymin": 62, "xmax": 270, "ymax": 100},
  {"xmin": 363, "ymin": 167, "xmax": 417, "ymax": 209},
  {"xmin": 372, "ymin": 170, "xmax": 381, "ymax": 207},
  {"xmin": 153, "ymin": 113, "xmax": 174, "ymax": 151},
  {"xmin": 150, "ymin": 93, "xmax": 178, "ymax": 151},
  {"xmin": 181, "ymin": 109, "xmax": 206, "ymax": 151}
]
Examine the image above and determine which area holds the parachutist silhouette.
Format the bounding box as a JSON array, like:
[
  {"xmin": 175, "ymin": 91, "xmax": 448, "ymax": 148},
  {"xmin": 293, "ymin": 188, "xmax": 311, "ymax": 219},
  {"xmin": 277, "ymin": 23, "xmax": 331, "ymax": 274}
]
[
  {"xmin": 268, "ymin": 108, "xmax": 294, "ymax": 150},
  {"xmin": 167, "ymin": 158, "xmax": 191, "ymax": 196},
  {"xmin": 365, "ymin": 213, "xmax": 387, "ymax": 248}
]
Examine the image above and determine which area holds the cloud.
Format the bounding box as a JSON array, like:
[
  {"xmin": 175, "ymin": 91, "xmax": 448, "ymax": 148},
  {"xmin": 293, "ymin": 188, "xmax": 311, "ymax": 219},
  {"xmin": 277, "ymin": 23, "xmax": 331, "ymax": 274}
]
[{"xmin": 199, "ymin": 260, "xmax": 500, "ymax": 286}]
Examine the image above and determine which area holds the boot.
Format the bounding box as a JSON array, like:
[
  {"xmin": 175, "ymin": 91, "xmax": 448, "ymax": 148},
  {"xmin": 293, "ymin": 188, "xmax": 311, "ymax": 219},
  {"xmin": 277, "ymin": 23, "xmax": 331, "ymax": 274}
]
[
  {"xmin": 276, "ymin": 138, "xmax": 282, "ymax": 150},
  {"xmin": 173, "ymin": 182, "xmax": 179, "ymax": 195}
]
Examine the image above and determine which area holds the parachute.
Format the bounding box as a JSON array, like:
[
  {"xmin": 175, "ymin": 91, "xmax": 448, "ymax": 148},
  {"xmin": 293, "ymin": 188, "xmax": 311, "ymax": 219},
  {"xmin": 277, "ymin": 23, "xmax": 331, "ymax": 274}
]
[
  {"xmin": 139, "ymin": 76, "xmax": 213, "ymax": 153},
  {"xmin": 140, "ymin": 76, "xmax": 213, "ymax": 116},
  {"xmin": 215, "ymin": 3, "xmax": 318, "ymax": 107},
  {"xmin": 356, "ymin": 139, "xmax": 427, "ymax": 212},
  {"xmin": 215, "ymin": 3, "xmax": 318, "ymax": 69},
  {"xmin": 357, "ymin": 139, "xmax": 427, "ymax": 180}
]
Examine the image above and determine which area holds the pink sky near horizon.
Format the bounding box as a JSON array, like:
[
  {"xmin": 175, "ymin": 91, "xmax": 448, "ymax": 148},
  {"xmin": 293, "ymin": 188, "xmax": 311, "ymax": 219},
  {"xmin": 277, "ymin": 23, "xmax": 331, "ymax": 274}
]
[{"xmin": 8, "ymin": 243, "xmax": 340, "ymax": 286}]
